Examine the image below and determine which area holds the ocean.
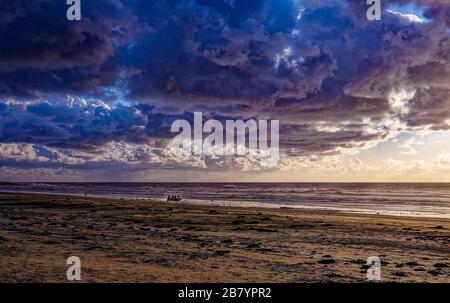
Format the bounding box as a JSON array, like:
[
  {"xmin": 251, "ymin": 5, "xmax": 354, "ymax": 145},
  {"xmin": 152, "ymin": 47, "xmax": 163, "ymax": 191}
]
[{"xmin": 1, "ymin": 182, "xmax": 450, "ymax": 219}]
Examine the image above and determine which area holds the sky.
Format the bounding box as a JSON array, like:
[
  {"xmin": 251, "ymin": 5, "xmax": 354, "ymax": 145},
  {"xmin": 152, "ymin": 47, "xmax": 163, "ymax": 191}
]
[{"xmin": 0, "ymin": 0, "xmax": 449, "ymax": 182}]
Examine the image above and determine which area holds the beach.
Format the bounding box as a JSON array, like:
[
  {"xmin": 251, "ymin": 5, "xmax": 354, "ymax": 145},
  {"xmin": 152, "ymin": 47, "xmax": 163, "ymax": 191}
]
[{"xmin": 0, "ymin": 192, "xmax": 448, "ymax": 282}]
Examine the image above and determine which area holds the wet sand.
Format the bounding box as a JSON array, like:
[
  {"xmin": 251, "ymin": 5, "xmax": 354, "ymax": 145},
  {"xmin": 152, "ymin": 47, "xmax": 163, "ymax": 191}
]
[{"xmin": 0, "ymin": 193, "xmax": 448, "ymax": 282}]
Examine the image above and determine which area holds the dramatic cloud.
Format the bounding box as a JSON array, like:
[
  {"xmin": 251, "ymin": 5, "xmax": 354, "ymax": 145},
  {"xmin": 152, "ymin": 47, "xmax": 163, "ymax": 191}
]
[
  {"xmin": 0, "ymin": 0, "xmax": 449, "ymax": 179},
  {"xmin": 0, "ymin": 97, "xmax": 150, "ymax": 149},
  {"xmin": 0, "ymin": 0, "xmax": 144, "ymax": 98}
]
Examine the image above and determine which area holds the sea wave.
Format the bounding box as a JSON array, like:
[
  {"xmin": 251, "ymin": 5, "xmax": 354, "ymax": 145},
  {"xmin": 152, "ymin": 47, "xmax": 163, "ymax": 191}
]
[{"xmin": 1, "ymin": 182, "xmax": 450, "ymax": 219}]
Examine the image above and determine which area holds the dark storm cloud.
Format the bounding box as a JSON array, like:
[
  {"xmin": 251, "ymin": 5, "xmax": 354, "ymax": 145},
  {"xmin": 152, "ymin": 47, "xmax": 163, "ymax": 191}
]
[
  {"xmin": 125, "ymin": 0, "xmax": 336, "ymax": 105},
  {"xmin": 0, "ymin": 98, "xmax": 151, "ymax": 149},
  {"xmin": 405, "ymin": 88, "xmax": 450, "ymax": 130},
  {"xmin": 0, "ymin": 0, "xmax": 449, "ymax": 172},
  {"xmin": 0, "ymin": 98, "xmax": 214, "ymax": 150},
  {"xmin": 0, "ymin": 0, "xmax": 144, "ymax": 98},
  {"xmin": 121, "ymin": 0, "xmax": 450, "ymax": 135}
]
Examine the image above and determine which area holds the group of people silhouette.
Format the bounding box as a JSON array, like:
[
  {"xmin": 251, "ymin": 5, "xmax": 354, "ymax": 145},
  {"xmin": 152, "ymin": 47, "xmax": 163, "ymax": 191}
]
[{"xmin": 167, "ymin": 195, "xmax": 182, "ymax": 202}]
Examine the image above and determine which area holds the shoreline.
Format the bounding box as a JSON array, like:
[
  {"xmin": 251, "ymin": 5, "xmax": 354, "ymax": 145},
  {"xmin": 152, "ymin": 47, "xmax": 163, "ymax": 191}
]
[
  {"xmin": 1, "ymin": 190, "xmax": 450, "ymax": 220},
  {"xmin": 0, "ymin": 192, "xmax": 449, "ymax": 282}
]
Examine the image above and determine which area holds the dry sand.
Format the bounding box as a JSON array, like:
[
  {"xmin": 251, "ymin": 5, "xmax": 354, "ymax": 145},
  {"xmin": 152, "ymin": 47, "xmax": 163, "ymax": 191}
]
[{"xmin": 0, "ymin": 193, "xmax": 448, "ymax": 282}]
